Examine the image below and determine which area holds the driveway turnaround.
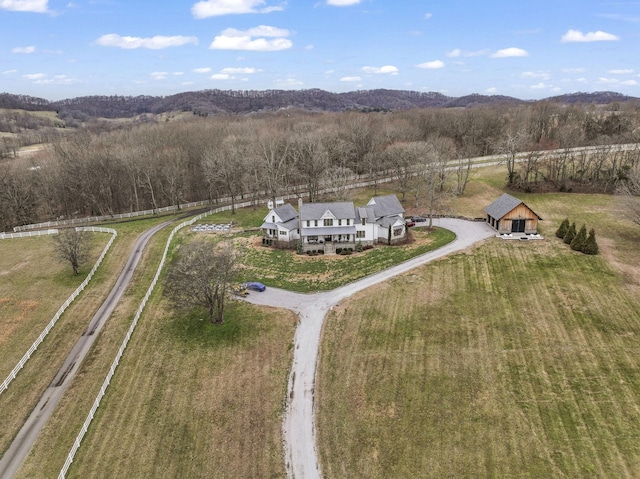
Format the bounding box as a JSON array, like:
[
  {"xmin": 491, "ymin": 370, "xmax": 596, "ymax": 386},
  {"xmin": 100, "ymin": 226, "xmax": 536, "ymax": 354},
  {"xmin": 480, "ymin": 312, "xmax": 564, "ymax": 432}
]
[{"xmin": 243, "ymin": 218, "xmax": 496, "ymax": 479}]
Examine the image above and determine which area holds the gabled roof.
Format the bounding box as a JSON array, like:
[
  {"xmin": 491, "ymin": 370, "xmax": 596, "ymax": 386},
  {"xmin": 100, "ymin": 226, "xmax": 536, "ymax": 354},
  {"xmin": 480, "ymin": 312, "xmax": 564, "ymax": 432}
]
[
  {"xmin": 273, "ymin": 203, "xmax": 298, "ymax": 223},
  {"xmin": 367, "ymin": 195, "xmax": 404, "ymax": 218},
  {"xmin": 377, "ymin": 216, "xmax": 405, "ymax": 228},
  {"xmin": 356, "ymin": 206, "xmax": 376, "ymax": 223},
  {"xmin": 483, "ymin": 193, "xmax": 542, "ymax": 220},
  {"xmin": 300, "ymin": 202, "xmax": 356, "ymax": 221}
]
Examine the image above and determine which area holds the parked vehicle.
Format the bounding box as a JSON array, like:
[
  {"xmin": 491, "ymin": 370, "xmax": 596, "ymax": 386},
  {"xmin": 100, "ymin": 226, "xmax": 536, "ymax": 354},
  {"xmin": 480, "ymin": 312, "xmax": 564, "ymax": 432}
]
[
  {"xmin": 246, "ymin": 281, "xmax": 266, "ymax": 292},
  {"xmin": 405, "ymin": 220, "xmax": 415, "ymax": 227},
  {"xmin": 411, "ymin": 216, "xmax": 427, "ymax": 223}
]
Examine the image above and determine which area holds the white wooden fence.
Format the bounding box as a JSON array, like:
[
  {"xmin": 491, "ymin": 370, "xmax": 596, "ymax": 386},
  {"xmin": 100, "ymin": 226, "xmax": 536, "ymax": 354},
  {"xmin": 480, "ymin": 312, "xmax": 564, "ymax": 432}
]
[
  {"xmin": 0, "ymin": 227, "xmax": 117, "ymax": 397},
  {"xmin": 56, "ymin": 204, "xmax": 245, "ymax": 478}
]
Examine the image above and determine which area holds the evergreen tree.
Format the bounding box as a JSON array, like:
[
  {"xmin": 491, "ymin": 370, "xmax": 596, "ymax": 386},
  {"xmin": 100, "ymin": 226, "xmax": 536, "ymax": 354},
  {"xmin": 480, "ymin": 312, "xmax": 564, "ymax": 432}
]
[
  {"xmin": 556, "ymin": 218, "xmax": 570, "ymax": 239},
  {"xmin": 582, "ymin": 228, "xmax": 599, "ymax": 255},
  {"xmin": 570, "ymin": 224, "xmax": 587, "ymax": 251},
  {"xmin": 563, "ymin": 222, "xmax": 577, "ymax": 244}
]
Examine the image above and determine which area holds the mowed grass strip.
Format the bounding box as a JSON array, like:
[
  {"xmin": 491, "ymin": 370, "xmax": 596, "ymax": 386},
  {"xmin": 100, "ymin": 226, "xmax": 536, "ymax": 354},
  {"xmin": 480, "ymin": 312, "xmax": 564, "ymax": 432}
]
[
  {"xmin": 59, "ymin": 299, "xmax": 295, "ymax": 479},
  {"xmin": 317, "ymin": 238, "xmax": 640, "ymax": 478}
]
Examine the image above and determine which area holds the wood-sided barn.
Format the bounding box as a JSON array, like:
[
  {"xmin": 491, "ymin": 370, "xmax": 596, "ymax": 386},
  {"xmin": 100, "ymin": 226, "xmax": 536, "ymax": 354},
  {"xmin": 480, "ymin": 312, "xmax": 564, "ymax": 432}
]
[{"xmin": 484, "ymin": 193, "xmax": 542, "ymax": 234}]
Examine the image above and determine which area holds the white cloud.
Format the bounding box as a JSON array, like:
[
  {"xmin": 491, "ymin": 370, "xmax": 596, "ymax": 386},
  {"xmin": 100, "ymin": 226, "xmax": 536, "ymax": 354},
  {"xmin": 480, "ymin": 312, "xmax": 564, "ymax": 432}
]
[
  {"xmin": 209, "ymin": 25, "xmax": 292, "ymax": 51},
  {"xmin": 151, "ymin": 71, "xmax": 169, "ymax": 80},
  {"xmin": 521, "ymin": 71, "xmax": 551, "ymax": 80},
  {"xmin": 531, "ymin": 82, "xmax": 547, "ymax": 90},
  {"xmin": 22, "ymin": 72, "xmax": 80, "ymax": 84},
  {"xmin": 486, "ymin": 87, "xmax": 498, "ymax": 94},
  {"xmin": 598, "ymin": 77, "xmax": 637, "ymax": 86},
  {"xmin": 96, "ymin": 34, "xmax": 198, "ymax": 49},
  {"xmin": 12, "ymin": 45, "xmax": 35, "ymax": 54},
  {"xmin": 491, "ymin": 47, "xmax": 529, "ymax": 58},
  {"xmin": 327, "ymin": 0, "xmax": 360, "ymax": 5},
  {"xmin": 608, "ymin": 69, "xmax": 634, "ymax": 75},
  {"xmin": 23, "ymin": 73, "xmax": 46, "ymax": 80},
  {"xmin": 340, "ymin": 76, "xmax": 361, "ymax": 82},
  {"xmin": 192, "ymin": 0, "xmax": 282, "ymax": 18},
  {"xmin": 562, "ymin": 68, "xmax": 586, "ymax": 73},
  {"xmin": 362, "ymin": 65, "xmax": 398, "ymax": 75},
  {"xmin": 424, "ymin": 12, "xmax": 432, "ymax": 19},
  {"xmin": 274, "ymin": 77, "xmax": 304, "ymax": 87},
  {"xmin": 0, "ymin": 0, "xmax": 48, "ymax": 13},
  {"xmin": 193, "ymin": 67, "xmax": 212, "ymax": 73},
  {"xmin": 3, "ymin": 69, "xmax": 18, "ymax": 75},
  {"xmin": 211, "ymin": 73, "xmax": 232, "ymax": 80},
  {"xmin": 415, "ymin": 60, "xmax": 445, "ymax": 69},
  {"xmin": 446, "ymin": 48, "xmax": 487, "ymax": 58},
  {"xmin": 561, "ymin": 29, "xmax": 619, "ymax": 42},
  {"xmin": 220, "ymin": 67, "xmax": 260, "ymax": 74}
]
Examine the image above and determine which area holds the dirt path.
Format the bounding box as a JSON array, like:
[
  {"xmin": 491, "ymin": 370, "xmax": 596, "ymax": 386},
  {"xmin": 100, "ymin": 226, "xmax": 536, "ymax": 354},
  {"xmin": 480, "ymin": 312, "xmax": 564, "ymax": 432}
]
[{"xmin": 243, "ymin": 218, "xmax": 495, "ymax": 479}]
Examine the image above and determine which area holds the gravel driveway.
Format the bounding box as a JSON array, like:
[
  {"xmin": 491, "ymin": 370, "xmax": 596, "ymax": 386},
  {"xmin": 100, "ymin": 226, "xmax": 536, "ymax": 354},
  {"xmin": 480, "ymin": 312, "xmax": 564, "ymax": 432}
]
[{"xmin": 243, "ymin": 218, "xmax": 495, "ymax": 479}]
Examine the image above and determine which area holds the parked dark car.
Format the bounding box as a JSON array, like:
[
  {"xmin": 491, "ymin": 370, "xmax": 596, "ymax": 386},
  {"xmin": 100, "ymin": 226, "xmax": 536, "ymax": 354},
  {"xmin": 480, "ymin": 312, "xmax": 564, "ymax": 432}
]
[
  {"xmin": 246, "ymin": 281, "xmax": 266, "ymax": 292},
  {"xmin": 411, "ymin": 216, "xmax": 427, "ymax": 223}
]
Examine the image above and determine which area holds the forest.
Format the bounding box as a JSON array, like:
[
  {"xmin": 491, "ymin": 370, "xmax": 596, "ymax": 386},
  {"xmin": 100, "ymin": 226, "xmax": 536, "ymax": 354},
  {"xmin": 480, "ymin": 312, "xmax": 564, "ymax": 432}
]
[{"xmin": 1, "ymin": 100, "xmax": 639, "ymax": 232}]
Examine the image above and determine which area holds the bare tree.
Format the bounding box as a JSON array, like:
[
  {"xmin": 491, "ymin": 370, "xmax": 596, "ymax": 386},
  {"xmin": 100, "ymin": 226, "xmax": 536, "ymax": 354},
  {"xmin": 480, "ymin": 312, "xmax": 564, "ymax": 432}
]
[
  {"xmin": 497, "ymin": 128, "xmax": 528, "ymax": 186},
  {"xmin": 165, "ymin": 240, "xmax": 238, "ymax": 324},
  {"xmin": 618, "ymin": 163, "xmax": 640, "ymax": 225},
  {"xmin": 53, "ymin": 228, "xmax": 92, "ymax": 275}
]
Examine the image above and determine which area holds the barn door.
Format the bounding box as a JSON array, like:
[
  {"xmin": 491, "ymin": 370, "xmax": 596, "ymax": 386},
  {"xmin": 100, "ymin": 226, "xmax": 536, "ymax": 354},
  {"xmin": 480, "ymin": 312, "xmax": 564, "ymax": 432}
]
[{"xmin": 511, "ymin": 219, "xmax": 525, "ymax": 233}]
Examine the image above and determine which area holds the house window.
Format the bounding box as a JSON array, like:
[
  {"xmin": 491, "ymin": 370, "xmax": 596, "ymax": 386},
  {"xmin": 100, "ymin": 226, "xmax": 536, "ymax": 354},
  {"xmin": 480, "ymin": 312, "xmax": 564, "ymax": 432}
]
[
  {"xmin": 308, "ymin": 235, "xmax": 318, "ymax": 242},
  {"xmin": 314, "ymin": 220, "xmax": 318, "ymax": 227},
  {"xmin": 306, "ymin": 220, "xmax": 310, "ymax": 227},
  {"xmin": 272, "ymin": 215, "xmax": 276, "ymax": 222},
  {"xmin": 346, "ymin": 219, "xmax": 350, "ymax": 225},
  {"xmin": 324, "ymin": 219, "xmax": 333, "ymax": 226},
  {"xmin": 361, "ymin": 218, "xmax": 366, "ymax": 226},
  {"xmin": 393, "ymin": 228, "xmax": 403, "ymax": 237},
  {"xmin": 279, "ymin": 230, "xmax": 287, "ymax": 236},
  {"xmin": 338, "ymin": 219, "xmax": 342, "ymax": 226},
  {"xmin": 356, "ymin": 231, "xmax": 365, "ymax": 238}
]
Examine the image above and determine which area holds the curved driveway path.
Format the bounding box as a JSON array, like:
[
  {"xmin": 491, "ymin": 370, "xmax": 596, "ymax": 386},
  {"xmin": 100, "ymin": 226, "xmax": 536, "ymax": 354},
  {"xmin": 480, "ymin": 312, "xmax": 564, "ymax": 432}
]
[{"xmin": 243, "ymin": 218, "xmax": 496, "ymax": 479}]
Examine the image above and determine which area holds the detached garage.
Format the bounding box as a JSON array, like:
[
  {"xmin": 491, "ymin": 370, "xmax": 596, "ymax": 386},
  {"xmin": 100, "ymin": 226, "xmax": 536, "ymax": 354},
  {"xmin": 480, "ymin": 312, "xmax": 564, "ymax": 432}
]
[{"xmin": 484, "ymin": 193, "xmax": 542, "ymax": 234}]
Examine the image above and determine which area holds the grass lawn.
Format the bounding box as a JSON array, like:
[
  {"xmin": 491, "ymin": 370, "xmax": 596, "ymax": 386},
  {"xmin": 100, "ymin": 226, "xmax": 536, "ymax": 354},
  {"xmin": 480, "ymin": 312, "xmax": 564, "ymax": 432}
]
[{"xmin": 317, "ymin": 181, "xmax": 640, "ymax": 478}]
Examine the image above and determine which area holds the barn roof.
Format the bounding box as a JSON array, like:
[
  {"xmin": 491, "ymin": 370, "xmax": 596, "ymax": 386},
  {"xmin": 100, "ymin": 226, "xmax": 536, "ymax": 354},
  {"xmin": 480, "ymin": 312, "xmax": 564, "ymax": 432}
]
[{"xmin": 484, "ymin": 193, "xmax": 542, "ymax": 220}]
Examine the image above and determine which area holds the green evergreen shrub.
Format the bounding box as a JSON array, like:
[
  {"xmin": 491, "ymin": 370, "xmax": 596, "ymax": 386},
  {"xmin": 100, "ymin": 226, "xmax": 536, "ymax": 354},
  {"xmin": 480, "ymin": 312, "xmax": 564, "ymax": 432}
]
[
  {"xmin": 556, "ymin": 218, "xmax": 570, "ymax": 239},
  {"xmin": 582, "ymin": 228, "xmax": 599, "ymax": 255},
  {"xmin": 563, "ymin": 222, "xmax": 577, "ymax": 244},
  {"xmin": 570, "ymin": 224, "xmax": 587, "ymax": 251}
]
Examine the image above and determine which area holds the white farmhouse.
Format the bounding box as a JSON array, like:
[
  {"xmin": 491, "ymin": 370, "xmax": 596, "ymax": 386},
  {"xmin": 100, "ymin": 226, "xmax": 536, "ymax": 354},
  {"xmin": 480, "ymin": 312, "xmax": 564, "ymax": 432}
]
[{"xmin": 260, "ymin": 194, "xmax": 406, "ymax": 254}]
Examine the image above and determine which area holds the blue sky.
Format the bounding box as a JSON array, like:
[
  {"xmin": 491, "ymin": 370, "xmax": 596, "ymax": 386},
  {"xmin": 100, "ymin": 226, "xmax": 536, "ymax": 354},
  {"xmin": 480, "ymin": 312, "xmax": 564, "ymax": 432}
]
[{"xmin": 1, "ymin": 0, "xmax": 639, "ymax": 101}]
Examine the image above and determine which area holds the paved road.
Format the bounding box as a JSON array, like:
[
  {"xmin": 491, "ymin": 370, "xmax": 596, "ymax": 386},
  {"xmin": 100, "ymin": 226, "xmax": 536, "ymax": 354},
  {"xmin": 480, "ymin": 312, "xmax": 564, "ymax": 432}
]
[
  {"xmin": 243, "ymin": 218, "xmax": 496, "ymax": 479},
  {"xmin": 0, "ymin": 220, "xmax": 171, "ymax": 479}
]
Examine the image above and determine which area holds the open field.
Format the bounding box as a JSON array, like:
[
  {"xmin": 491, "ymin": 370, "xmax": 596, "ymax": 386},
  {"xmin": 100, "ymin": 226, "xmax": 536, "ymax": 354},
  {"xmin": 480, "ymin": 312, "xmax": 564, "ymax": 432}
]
[{"xmin": 317, "ymin": 177, "xmax": 640, "ymax": 478}]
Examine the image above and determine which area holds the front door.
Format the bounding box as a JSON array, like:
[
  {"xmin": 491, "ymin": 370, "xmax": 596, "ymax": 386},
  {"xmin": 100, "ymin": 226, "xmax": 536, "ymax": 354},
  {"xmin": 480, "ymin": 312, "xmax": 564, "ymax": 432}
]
[{"xmin": 511, "ymin": 219, "xmax": 525, "ymax": 233}]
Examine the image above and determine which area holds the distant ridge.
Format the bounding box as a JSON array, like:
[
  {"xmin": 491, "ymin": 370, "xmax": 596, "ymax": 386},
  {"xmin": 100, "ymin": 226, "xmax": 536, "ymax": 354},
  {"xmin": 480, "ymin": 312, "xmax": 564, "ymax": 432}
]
[{"xmin": 0, "ymin": 89, "xmax": 637, "ymax": 119}]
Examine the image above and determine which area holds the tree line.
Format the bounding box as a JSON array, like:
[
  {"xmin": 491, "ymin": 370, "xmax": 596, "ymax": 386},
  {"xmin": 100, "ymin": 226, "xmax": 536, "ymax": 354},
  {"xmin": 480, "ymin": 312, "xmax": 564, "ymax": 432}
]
[{"xmin": 1, "ymin": 102, "xmax": 640, "ymax": 232}]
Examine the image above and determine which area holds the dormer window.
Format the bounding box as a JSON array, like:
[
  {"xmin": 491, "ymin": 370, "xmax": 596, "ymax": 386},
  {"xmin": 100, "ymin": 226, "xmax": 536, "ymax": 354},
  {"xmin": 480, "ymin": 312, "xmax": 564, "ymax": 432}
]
[{"xmin": 324, "ymin": 219, "xmax": 333, "ymax": 226}]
